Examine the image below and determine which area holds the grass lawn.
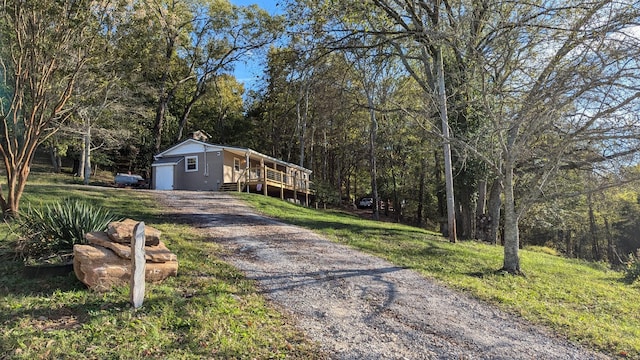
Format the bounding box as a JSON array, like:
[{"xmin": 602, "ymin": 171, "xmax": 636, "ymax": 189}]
[
  {"xmin": 239, "ymin": 193, "xmax": 640, "ymax": 359},
  {"xmin": 0, "ymin": 182, "xmax": 323, "ymax": 359},
  {"xmin": 2, "ymin": 172, "xmax": 638, "ymax": 359}
]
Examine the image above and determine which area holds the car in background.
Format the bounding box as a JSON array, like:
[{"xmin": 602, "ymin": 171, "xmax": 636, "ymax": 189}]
[
  {"xmin": 358, "ymin": 197, "xmax": 374, "ymax": 209},
  {"xmin": 114, "ymin": 173, "xmax": 147, "ymax": 188}
]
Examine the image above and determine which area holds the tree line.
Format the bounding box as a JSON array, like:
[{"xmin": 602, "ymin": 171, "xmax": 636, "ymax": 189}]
[{"xmin": 1, "ymin": 0, "xmax": 639, "ymax": 273}]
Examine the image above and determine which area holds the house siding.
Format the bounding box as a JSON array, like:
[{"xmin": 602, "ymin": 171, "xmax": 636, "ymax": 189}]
[{"xmin": 173, "ymin": 152, "xmax": 222, "ymax": 191}]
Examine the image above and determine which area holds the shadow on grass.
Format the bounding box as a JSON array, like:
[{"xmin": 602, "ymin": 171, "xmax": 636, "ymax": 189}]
[
  {"xmin": 0, "ymin": 295, "xmax": 134, "ymax": 332},
  {"xmin": 0, "ymin": 262, "xmax": 85, "ymax": 297}
]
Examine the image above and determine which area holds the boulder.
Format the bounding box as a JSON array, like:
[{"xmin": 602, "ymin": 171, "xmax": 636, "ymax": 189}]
[
  {"xmin": 85, "ymin": 231, "xmax": 177, "ymax": 263},
  {"xmin": 73, "ymin": 244, "xmax": 178, "ymax": 292},
  {"xmin": 107, "ymin": 218, "xmax": 161, "ymax": 246}
]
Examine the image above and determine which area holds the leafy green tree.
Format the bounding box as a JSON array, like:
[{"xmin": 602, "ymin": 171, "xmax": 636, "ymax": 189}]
[
  {"xmin": 173, "ymin": 1, "xmax": 284, "ymax": 142},
  {"xmin": 0, "ymin": 0, "xmax": 113, "ymax": 216},
  {"xmin": 178, "ymin": 74, "xmax": 246, "ymax": 145},
  {"xmin": 131, "ymin": 0, "xmax": 282, "ymax": 155}
]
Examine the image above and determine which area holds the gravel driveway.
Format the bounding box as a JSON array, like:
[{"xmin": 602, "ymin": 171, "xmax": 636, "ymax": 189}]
[{"xmin": 155, "ymin": 191, "xmax": 610, "ymax": 360}]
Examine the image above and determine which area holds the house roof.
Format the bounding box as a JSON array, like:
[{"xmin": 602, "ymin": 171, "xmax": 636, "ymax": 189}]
[
  {"xmin": 151, "ymin": 156, "xmax": 183, "ymax": 166},
  {"xmin": 153, "ymin": 139, "xmax": 312, "ymax": 174}
]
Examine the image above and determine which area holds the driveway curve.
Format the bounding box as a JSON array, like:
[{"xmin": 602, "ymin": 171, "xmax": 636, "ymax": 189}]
[{"xmin": 155, "ymin": 191, "xmax": 609, "ymax": 360}]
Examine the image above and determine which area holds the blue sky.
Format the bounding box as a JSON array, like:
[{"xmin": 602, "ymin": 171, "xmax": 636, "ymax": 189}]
[
  {"xmin": 230, "ymin": 0, "xmax": 282, "ymax": 14},
  {"xmin": 229, "ymin": 0, "xmax": 284, "ymax": 90}
]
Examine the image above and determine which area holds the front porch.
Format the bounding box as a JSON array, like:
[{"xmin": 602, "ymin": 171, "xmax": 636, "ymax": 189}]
[{"xmin": 221, "ymin": 166, "xmax": 314, "ymax": 205}]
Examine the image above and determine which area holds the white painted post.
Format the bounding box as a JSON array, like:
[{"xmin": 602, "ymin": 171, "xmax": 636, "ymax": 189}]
[{"xmin": 130, "ymin": 222, "xmax": 146, "ymax": 308}]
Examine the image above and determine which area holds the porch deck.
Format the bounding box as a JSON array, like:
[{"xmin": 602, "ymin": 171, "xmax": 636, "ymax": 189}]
[{"xmin": 222, "ymin": 166, "xmax": 314, "ymax": 204}]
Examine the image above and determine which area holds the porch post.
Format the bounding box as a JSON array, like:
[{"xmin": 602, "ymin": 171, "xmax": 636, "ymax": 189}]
[
  {"xmin": 293, "ymin": 170, "xmax": 298, "ymax": 203},
  {"xmin": 280, "ymin": 170, "xmax": 284, "ymax": 200},
  {"xmin": 261, "ymin": 159, "xmax": 267, "ymax": 196},
  {"xmin": 305, "ymin": 175, "xmax": 309, "ymax": 206}
]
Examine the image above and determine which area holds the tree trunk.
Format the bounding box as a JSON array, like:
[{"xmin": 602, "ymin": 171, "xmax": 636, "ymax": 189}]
[
  {"xmin": 83, "ymin": 125, "xmax": 91, "ymax": 185},
  {"xmin": 458, "ymin": 190, "xmax": 474, "ymax": 240},
  {"xmin": 487, "ymin": 178, "xmax": 502, "ymax": 245},
  {"xmin": 476, "ymin": 180, "xmax": 487, "ymax": 240},
  {"xmin": 391, "ymin": 166, "xmax": 399, "ymax": 222},
  {"xmin": 417, "ymin": 154, "xmax": 427, "ymax": 227},
  {"xmin": 564, "ymin": 229, "xmax": 573, "ymax": 258},
  {"xmin": 604, "ymin": 217, "xmax": 616, "ymax": 265},
  {"xmin": 434, "ymin": 150, "xmax": 447, "ymax": 235},
  {"xmin": 436, "ymin": 46, "xmax": 456, "ymax": 243},
  {"xmin": 78, "ymin": 140, "xmax": 86, "ymax": 180},
  {"xmin": 298, "ymin": 83, "xmax": 309, "ymax": 168},
  {"xmin": 176, "ymin": 96, "xmax": 198, "ymax": 142},
  {"xmin": 50, "ymin": 146, "xmax": 61, "ymax": 173},
  {"xmin": 367, "ymin": 93, "xmax": 380, "ymax": 220},
  {"xmin": 153, "ymin": 93, "xmax": 168, "ymax": 154},
  {"xmin": 502, "ymin": 161, "xmax": 520, "ymax": 274},
  {"xmin": 587, "ymin": 192, "xmax": 600, "ymax": 261},
  {"xmin": 477, "ymin": 180, "xmax": 487, "ymax": 218},
  {"xmin": 2, "ymin": 151, "xmax": 34, "ymax": 217}
]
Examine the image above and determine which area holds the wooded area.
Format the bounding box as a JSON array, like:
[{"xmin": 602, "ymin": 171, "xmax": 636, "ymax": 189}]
[{"xmin": 1, "ymin": 0, "xmax": 639, "ymax": 272}]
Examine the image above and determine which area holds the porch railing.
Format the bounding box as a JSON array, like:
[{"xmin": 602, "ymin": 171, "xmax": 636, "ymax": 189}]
[{"xmin": 238, "ymin": 166, "xmax": 312, "ymax": 193}]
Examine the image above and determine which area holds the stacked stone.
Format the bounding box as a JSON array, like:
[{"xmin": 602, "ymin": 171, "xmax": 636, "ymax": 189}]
[{"xmin": 73, "ymin": 219, "xmax": 178, "ymax": 292}]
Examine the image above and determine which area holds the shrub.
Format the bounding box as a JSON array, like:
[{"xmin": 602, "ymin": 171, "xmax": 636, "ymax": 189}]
[
  {"xmin": 624, "ymin": 251, "xmax": 640, "ymax": 283},
  {"xmin": 16, "ymin": 199, "xmax": 120, "ymax": 259}
]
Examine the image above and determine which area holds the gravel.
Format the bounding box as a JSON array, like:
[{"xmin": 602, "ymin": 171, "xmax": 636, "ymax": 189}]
[{"xmin": 155, "ymin": 191, "xmax": 611, "ymax": 360}]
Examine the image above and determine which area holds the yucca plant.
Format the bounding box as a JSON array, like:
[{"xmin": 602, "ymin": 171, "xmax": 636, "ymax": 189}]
[{"xmin": 16, "ymin": 198, "xmax": 121, "ymax": 260}]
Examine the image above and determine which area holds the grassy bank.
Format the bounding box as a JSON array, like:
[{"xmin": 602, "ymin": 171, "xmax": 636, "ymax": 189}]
[
  {"xmin": 0, "ymin": 184, "xmax": 323, "ymax": 359},
  {"xmin": 239, "ymin": 193, "xmax": 640, "ymax": 358}
]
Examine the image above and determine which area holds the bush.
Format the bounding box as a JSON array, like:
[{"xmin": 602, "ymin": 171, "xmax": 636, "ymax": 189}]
[
  {"xmin": 624, "ymin": 251, "xmax": 640, "ymax": 283},
  {"xmin": 16, "ymin": 199, "xmax": 120, "ymax": 260}
]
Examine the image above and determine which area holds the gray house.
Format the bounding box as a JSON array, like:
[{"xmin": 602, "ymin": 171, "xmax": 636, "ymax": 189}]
[{"xmin": 151, "ymin": 139, "xmax": 313, "ymax": 203}]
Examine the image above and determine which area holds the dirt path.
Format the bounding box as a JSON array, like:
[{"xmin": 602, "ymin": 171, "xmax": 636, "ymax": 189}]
[{"xmin": 155, "ymin": 191, "xmax": 610, "ymax": 360}]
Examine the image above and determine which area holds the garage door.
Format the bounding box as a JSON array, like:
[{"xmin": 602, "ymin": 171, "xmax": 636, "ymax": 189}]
[{"xmin": 154, "ymin": 165, "xmax": 174, "ymax": 190}]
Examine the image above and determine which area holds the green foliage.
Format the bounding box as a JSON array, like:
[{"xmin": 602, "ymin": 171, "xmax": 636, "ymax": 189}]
[
  {"xmin": 16, "ymin": 199, "xmax": 120, "ymax": 259},
  {"xmin": 624, "ymin": 251, "xmax": 640, "ymax": 283},
  {"xmin": 314, "ymin": 180, "xmax": 340, "ymax": 206}
]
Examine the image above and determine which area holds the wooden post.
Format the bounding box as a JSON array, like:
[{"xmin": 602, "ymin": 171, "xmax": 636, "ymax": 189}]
[
  {"xmin": 245, "ymin": 152, "xmax": 250, "ymax": 193},
  {"xmin": 306, "ymin": 186, "xmax": 309, "ymax": 207},
  {"xmin": 304, "ymin": 173, "xmax": 309, "ymax": 206},
  {"xmin": 293, "ymin": 171, "xmax": 298, "ymax": 203},
  {"xmin": 260, "ymin": 159, "xmax": 267, "ymax": 196},
  {"xmin": 279, "ymin": 170, "xmax": 284, "ymax": 199},
  {"xmin": 130, "ymin": 222, "xmax": 146, "ymax": 308}
]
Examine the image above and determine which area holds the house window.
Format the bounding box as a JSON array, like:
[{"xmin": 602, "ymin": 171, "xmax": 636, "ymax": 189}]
[
  {"xmin": 185, "ymin": 156, "xmax": 198, "ymax": 172},
  {"xmin": 234, "ymin": 158, "xmax": 241, "ymax": 172}
]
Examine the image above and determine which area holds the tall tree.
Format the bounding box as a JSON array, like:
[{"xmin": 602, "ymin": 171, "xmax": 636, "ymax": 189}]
[
  {"xmin": 473, "ymin": 0, "xmax": 640, "ymax": 273},
  {"xmin": 173, "ymin": 1, "xmax": 283, "ymax": 142},
  {"xmin": 362, "ymin": 0, "xmax": 459, "ymax": 241},
  {"xmin": 0, "ymin": 0, "xmax": 112, "ymax": 216},
  {"xmin": 141, "ymin": 0, "xmax": 282, "ymax": 154}
]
